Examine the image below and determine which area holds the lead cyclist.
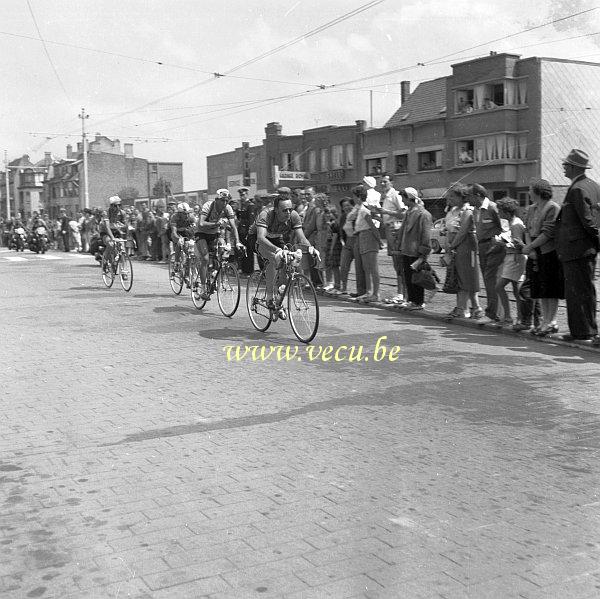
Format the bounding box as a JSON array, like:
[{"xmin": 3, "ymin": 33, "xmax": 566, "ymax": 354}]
[{"xmin": 255, "ymin": 195, "xmax": 320, "ymax": 309}]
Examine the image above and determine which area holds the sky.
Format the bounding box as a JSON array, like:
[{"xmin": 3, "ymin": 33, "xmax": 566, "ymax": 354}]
[{"xmin": 1, "ymin": 0, "xmax": 600, "ymax": 191}]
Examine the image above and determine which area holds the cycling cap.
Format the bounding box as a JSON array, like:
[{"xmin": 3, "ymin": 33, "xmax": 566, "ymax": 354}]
[
  {"xmin": 109, "ymin": 195, "xmax": 122, "ymax": 205},
  {"xmin": 177, "ymin": 202, "xmax": 190, "ymax": 212}
]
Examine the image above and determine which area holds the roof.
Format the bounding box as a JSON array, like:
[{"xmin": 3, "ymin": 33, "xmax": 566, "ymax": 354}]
[
  {"xmin": 384, "ymin": 77, "xmax": 447, "ymax": 128},
  {"xmin": 9, "ymin": 155, "xmax": 35, "ymax": 168}
]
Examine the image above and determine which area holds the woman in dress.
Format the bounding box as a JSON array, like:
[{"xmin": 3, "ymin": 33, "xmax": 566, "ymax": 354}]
[
  {"xmin": 353, "ymin": 184, "xmax": 382, "ymax": 303},
  {"xmin": 324, "ymin": 206, "xmax": 343, "ymax": 294},
  {"xmin": 445, "ymin": 184, "xmax": 483, "ymax": 319},
  {"xmin": 494, "ymin": 197, "xmax": 526, "ymax": 327},
  {"xmin": 338, "ymin": 197, "xmax": 356, "ymax": 296},
  {"xmin": 521, "ymin": 179, "xmax": 564, "ymax": 336}
]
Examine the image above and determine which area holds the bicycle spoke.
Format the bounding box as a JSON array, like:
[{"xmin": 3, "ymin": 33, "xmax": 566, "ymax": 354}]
[{"xmin": 288, "ymin": 274, "xmax": 319, "ymax": 343}]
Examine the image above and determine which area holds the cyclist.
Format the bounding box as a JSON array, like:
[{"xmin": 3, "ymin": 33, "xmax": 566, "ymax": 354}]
[
  {"xmin": 99, "ymin": 196, "xmax": 127, "ymax": 266},
  {"xmin": 256, "ymin": 194, "xmax": 320, "ymax": 310},
  {"xmin": 195, "ymin": 189, "xmax": 245, "ymax": 299},
  {"xmin": 170, "ymin": 202, "xmax": 196, "ymax": 266}
]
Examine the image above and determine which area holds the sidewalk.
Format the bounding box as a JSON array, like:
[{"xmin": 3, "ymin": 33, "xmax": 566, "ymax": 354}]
[{"xmin": 326, "ymin": 251, "xmax": 600, "ymax": 355}]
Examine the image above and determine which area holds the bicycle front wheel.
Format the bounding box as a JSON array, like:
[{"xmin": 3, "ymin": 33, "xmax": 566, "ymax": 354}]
[
  {"xmin": 118, "ymin": 254, "xmax": 133, "ymax": 292},
  {"xmin": 191, "ymin": 269, "xmax": 207, "ymax": 310},
  {"xmin": 101, "ymin": 256, "xmax": 115, "ymax": 288},
  {"xmin": 217, "ymin": 263, "xmax": 240, "ymax": 317},
  {"xmin": 168, "ymin": 253, "xmax": 183, "ymax": 295},
  {"xmin": 246, "ymin": 270, "xmax": 272, "ymax": 331},
  {"xmin": 288, "ymin": 274, "xmax": 319, "ymax": 343}
]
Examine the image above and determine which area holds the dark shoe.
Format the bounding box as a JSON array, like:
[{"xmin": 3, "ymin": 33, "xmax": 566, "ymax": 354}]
[
  {"xmin": 536, "ymin": 324, "xmax": 559, "ymax": 337},
  {"xmin": 349, "ymin": 293, "xmax": 360, "ymax": 298},
  {"xmin": 512, "ymin": 323, "xmax": 532, "ymax": 332},
  {"xmin": 560, "ymin": 334, "xmax": 591, "ymax": 342},
  {"xmin": 592, "ymin": 336, "xmax": 600, "ymax": 347}
]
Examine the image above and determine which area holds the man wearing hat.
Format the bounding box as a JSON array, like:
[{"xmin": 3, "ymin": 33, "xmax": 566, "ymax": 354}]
[
  {"xmin": 555, "ymin": 149, "xmax": 600, "ymax": 343},
  {"xmin": 236, "ymin": 186, "xmax": 255, "ymax": 273}
]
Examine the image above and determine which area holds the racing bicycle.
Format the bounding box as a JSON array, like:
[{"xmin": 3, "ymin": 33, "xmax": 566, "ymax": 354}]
[
  {"xmin": 246, "ymin": 246, "xmax": 319, "ymax": 343},
  {"xmin": 168, "ymin": 239, "xmax": 198, "ymax": 296},
  {"xmin": 191, "ymin": 239, "xmax": 241, "ymax": 316},
  {"xmin": 101, "ymin": 238, "xmax": 133, "ymax": 292}
]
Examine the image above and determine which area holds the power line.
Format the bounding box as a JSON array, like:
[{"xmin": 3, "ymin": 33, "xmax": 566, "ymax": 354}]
[
  {"xmin": 25, "ymin": 0, "xmax": 72, "ymax": 107},
  {"xmin": 225, "ymin": 0, "xmax": 386, "ymax": 74},
  {"xmin": 325, "ymin": 5, "xmax": 600, "ymax": 88}
]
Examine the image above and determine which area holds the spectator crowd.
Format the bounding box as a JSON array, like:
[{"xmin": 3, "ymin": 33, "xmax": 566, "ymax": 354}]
[{"xmin": 1, "ymin": 148, "xmax": 599, "ymax": 346}]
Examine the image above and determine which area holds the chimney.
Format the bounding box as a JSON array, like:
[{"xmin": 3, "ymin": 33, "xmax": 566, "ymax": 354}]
[
  {"xmin": 44, "ymin": 152, "xmax": 52, "ymax": 166},
  {"xmin": 66, "ymin": 144, "xmax": 72, "ymax": 158},
  {"xmin": 265, "ymin": 122, "xmax": 282, "ymax": 137},
  {"xmin": 124, "ymin": 143, "xmax": 133, "ymax": 158},
  {"xmin": 355, "ymin": 120, "xmax": 367, "ymax": 132},
  {"xmin": 400, "ymin": 81, "xmax": 411, "ymax": 105}
]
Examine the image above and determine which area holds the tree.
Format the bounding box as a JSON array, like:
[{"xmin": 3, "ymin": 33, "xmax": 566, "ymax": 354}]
[
  {"xmin": 152, "ymin": 177, "xmax": 172, "ymax": 199},
  {"xmin": 118, "ymin": 186, "xmax": 140, "ymax": 202}
]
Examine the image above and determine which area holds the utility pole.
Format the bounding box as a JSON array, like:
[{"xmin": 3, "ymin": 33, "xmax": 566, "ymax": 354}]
[
  {"xmin": 4, "ymin": 150, "xmax": 10, "ymax": 219},
  {"xmin": 79, "ymin": 108, "xmax": 89, "ymax": 210},
  {"xmin": 370, "ymin": 90, "xmax": 373, "ymax": 128}
]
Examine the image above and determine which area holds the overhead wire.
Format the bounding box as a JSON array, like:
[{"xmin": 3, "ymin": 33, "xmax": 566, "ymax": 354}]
[{"xmin": 25, "ymin": 0, "xmax": 72, "ymax": 107}]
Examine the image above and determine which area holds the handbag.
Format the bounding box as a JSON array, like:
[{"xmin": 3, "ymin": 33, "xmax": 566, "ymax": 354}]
[
  {"xmin": 411, "ymin": 262, "xmax": 439, "ymax": 290},
  {"xmin": 442, "ymin": 255, "xmax": 460, "ymax": 294}
]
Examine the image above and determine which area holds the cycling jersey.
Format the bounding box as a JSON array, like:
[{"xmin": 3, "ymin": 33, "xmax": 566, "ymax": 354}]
[
  {"xmin": 199, "ymin": 200, "xmax": 235, "ymax": 234},
  {"xmin": 256, "ymin": 207, "xmax": 302, "ymax": 239},
  {"xmin": 170, "ymin": 212, "xmax": 195, "ymax": 237}
]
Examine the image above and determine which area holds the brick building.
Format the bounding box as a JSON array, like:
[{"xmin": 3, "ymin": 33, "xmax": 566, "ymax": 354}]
[
  {"xmin": 44, "ymin": 136, "xmax": 183, "ymax": 217},
  {"xmin": 207, "ymin": 53, "xmax": 600, "ymax": 218},
  {"xmin": 206, "ymin": 121, "xmax": 366, "ymax": 203},
  {"xmin": 365, "ymin": 53, "xmax": 600, "ymax": 217}
]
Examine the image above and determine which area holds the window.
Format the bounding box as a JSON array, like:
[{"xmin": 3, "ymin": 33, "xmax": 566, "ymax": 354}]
[
  {"xmin": 331, "ymin": 145, "xmax": 344, "ymax": 169},
  {"xmin": 417, "ymin": 150, "xmax": 442, "ymax": 171},
  {"xmin": 457, "ymin": 141, "xmax": 474, "ymax": 164},
  {"xmin": 320, "ymin": 148, "xmax": 329, "ymax": 172},
  {"xmin": 151, "ymin": 164, "xmax": 158, "ymax": 173},
  {"xmin": 281, "ymin": 153, "xmax": 293, "ymax": 170},
  {"xmin": 456, "ymin": 80, "xmax": 527, "ymax": 113},
  {"xmin": 517, "ymin": 191, "xmax": 529, "ymax": 207},
  {"xmin": 456, "ymin": 89, "xmax": 474, "ymax": 114},
  {"xmin": 345, "ymin": 144, "xmax": 354, "ymax": 168},
  {"xmin": 293, "ymin": 152, "xmax": 301, "ymax": 171},
  {"xmin": 308, "ymin": 150, "xmax": 317, "ymax": 173},
  {"xmin": 456, "ymin": 134, "xmax": 528, "ymax": 164},
  {"xmin": 394, "ymin": 154, "xmax": 408, "ymax": 174},
  {"xmin": 492, "ymin": 190, "xmax": 508, "ymax": 201},
  {"xmin": 365, "ymin": 157, "xmax": 386, "ymax": 176}
]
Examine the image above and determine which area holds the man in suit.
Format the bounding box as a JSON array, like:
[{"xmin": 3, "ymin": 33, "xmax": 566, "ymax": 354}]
[
  {"xmin": 470, "ymin": 184, "xmax": 503, "ymax": 324},
  {"xmin": 555, "ymin": 149, "xmax": 600, "ymax": 344},
  {"xmin": 59, "ymin": 208, "xmax": 70, "ymax": 252}
]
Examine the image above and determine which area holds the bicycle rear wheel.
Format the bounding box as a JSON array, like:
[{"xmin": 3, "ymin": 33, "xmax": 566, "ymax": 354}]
[
  {"xmin": 118, "ymin": 254, "xmax": 133, "ymax": 292},
  {"xmin": 101, "ymin": 256, "xmax": 115, "ymax": 288},
  {"xmin": 288, "ymin": 273, "xmax": 319, "ymax": 343},
  {"xmin": 246, "ymin": 270, "xmax": 272, "ymax": 331},
  {"xmin": 168, "ymin": 253, "xmax": 184, "ymax": 295},
  {"xmin": 191, "ymin": 269, "xmax": 207, "ymax": 310},
  {"xmin": 217, "ymin": 263, "xmax": 240, "ymax": 317}
]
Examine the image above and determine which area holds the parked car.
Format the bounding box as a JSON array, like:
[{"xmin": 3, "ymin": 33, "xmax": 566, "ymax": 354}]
[{"xmin": 430, "ymin": 218, "xmax": 445, "ymax": 253}]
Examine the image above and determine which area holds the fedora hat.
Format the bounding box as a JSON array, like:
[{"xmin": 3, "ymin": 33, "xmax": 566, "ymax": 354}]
[{"xmin": 563, "ymin": 148, "xmax": 592, "ymax": 169}]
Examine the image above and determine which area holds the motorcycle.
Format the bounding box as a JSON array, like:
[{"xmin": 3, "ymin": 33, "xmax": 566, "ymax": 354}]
[
  {"xmin": 10, "ymin": 227, "xmax": 27, "ymax": 252},
  {"xmin": 29, "ymin": 227, "xmax": 48, "ymax": 254}
]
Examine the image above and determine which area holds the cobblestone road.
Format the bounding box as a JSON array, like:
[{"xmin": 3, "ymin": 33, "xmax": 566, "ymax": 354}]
[{"xmin": 1, "ymin": 251, "xmax": 600, "ymax": 598}]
